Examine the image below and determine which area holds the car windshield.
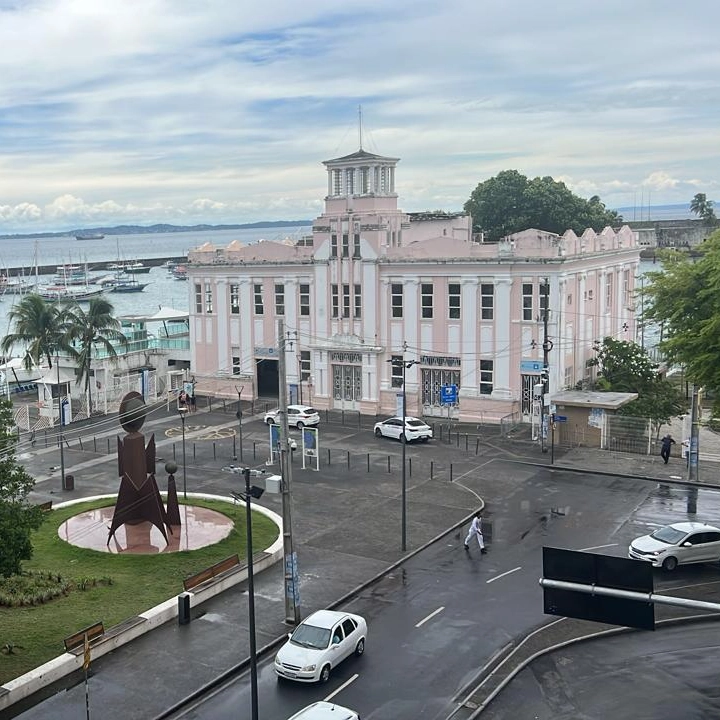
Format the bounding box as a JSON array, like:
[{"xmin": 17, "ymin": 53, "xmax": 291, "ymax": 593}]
[
  {"xmin": 650, "ymin": 526, "xmax": 687, "ymax": 544},
  {"xmin": 290, "ymin": 623, "xmax": 331, "ymax": 650},
  {"xmin": 303, "ymin": 408, "xmax": 318, "ymax": 415},
  {"xmin": 406, "ymin": 420, "xmax": 426, "ymax": 428}
]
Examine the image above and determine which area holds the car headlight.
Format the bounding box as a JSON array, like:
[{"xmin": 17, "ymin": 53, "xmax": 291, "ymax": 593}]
[
  {"xmin": 301, "ymin": 664, "xmax": 316, "ymax": 672},
  {"xmin": 274, "ymin": 657, "xmax": 281, "ymax": 666}
]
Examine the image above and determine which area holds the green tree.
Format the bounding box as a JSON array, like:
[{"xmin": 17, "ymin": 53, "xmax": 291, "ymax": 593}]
[
  {"xmin": 0, "ymin": 294, "xmax": 68, "ymax": 370},
  {"xmin": 644, "ymin": 230, "xmax": 720, "ymax": 414},
  {"xmin": 589, "ymin": 337, "xmax": 685, "ymax": 426},
  {"xmin": 63, "ymin": 297, "xmax": 126, "ymax": 414},
  {"xmin": 690, "ymin": 193, "xmax": 717, "ymax": 223},
  {"xmin": 0, "ymin": 399, "xmax": 44, "ymax": 578},
  {"xmin": 464, "ymin": 171, "xmax": 621, "ymax": 240}
]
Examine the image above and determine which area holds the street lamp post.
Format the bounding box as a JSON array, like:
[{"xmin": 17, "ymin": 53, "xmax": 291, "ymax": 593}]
[
  {"xmin": 388, "ymin": 354, "xmax": 420, "ymax": 552},
  {"xmin": 56, "ymin": 355, "xmax": 66, "ymax": 491},
  {"xmin": 236, "ymin": 468, "xmax": 265, "ymax": 720},
  {"xmin": 178, "ymin": 408, "xmax": 188, "ymax": 499}
]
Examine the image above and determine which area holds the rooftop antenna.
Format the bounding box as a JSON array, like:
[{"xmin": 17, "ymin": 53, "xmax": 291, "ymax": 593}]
[{"xmin": 358, "ymin": 105, "xmax": 363, "ymax": 150}]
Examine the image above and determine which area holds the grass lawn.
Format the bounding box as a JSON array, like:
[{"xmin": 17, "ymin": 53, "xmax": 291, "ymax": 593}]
[{"xmin": 0, "ymin": 497, "xmax": 279, "ymax": 684}]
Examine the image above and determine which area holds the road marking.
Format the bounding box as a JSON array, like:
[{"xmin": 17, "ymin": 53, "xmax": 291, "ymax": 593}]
[
  {"xmin": 580, "ymin": 543, "xmax": 618, "ymax": 551},
  {"xmin": 416, "ymin": 606, "xmax": 445, "ymax": 627},
  {"xmin": 324, "ymin": 673, "xmax": 358, "ymax": 701},
  {"xmin": 486, "ymin": 567, "xmax": 521, "ymax": 584},
  {"xmin": 660, "ymin": 579, "xmax": 720, "ymax": 592}
]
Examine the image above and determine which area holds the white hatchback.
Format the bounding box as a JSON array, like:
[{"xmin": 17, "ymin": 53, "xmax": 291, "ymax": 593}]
[
  {"xmin": 286, "ymin": 702, "xmax": 360, "ymax": 720},
  {"xmin": 373, "ymin": 416, "xmax": 433, "ymax": 443},
  {"xmin": 274, "ymin": 609, "xmax": 367, "ymax": 683},
  {"xmin": 628, "ymin": 521, "xmax": 720, "ymax": 571},
  {"xmin": 264, "ymin": 405, "xmax": 320, "ymax": 428}
]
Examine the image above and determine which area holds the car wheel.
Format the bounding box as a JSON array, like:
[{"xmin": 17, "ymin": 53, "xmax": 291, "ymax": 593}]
[
  {"xmin": 355, "ymin": 638, "xmax": 365, "ymax": 657},
  {"xmin": 421, "ymin": 437, "xmax": 429, "ymax": 443},
  {"xmin": 374, "ymin": 428, "xmax": 382, "ymax": 438},
  {"xmin": 296, "ymin": 421, "xmax": 304, "ymax": 429},
  {"xmin": 266, "ymin": 417, "xmax": 275, "ymax": 425},
  {"xmin": 400, "ymin": 433, "xmax": 407, "ymax": 443},
  {"xmin": 662, "ymin": 556, "xmax": 678, "ymax": 571},
  {"xmin": 319, "ymin": 664, "xmax": 331, "ymax": 683}
]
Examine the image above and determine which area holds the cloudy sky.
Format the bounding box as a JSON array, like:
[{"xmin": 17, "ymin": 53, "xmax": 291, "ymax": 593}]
[{"xmin": 1, "ymin": 0, "xmax": 718, "ymax": 233}]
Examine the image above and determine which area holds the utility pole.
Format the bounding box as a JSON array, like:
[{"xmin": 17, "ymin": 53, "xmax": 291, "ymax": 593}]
[
  {"xmin": 688, "ymin": 384, "xmax": 701, "ymax": 482},
  {"xmin": 278, "ymin": 319, "xmax": 300, "ymax": 624},
  {"xmin": 235, "ymin": 385, "xmax": 244, "ymax": 463},
  {"xmin": 56, "ymin": 355, "xmax": 66, "ymax": 491},
  {"xmin": 541, "ymin": 278, "xmax": 552, "ymax": 453}
]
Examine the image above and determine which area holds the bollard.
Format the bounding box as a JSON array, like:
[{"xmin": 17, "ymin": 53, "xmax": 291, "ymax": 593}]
[
  {"xmin": 347, "ymin": 451, "xmax": 350, "ymax": 469},
  {"xmin": 253, "ymin": 441, "xmax": 256, "ymax": 459},
  {"xmin": 233, "ymin": 435, "xmax": 236, "ymax": 458},
  {"xmin": 107, "ymin": 438, "xmax": 110, "ymax": 453},
  {"xmin": 173, "ymin": 443, "xmax": 176, "ymax": 460},
  {"xmin": 450, "ymin": 463, "xmax": 454, "ymax": 482},
  {"xmin": 222, "ymin": 399, "xmax": 226, "ymax": 412},
  {"xmin": 476, "ymin": 438, "xmax": 480, "ymax": 455},
  {"xmin": 193, "ymin": 443, "xmax": 196, "ymax": 460},
  {"xmin": 430, "ymin": 461, "xmax": 434, "ymax": 480},
  {"xmin": 438, "ymin": 426, "xmax": 443, "ymax": 442},
  {"xmin": 79, "ymin": 438, "xmax": 83, "ymax": 451},
  {"xmin": 455, "ymin": 432, "xmax": 460, "ymax": 447},
  {"xmin": 409, "ymin": 458, "xmax": 412, "ymax": 477},
  {"xmin": 387, "ymin": 455, "xmax": 391, "ymax": 473},
  {"xmin": 358, "ymin": 413, "xmax": 361, "ymax": 430},
  {"xmin": 465, "ymin": 434, "xmax": 469, "ymax": 451},
  {"xmin": 367, "ymin": 453, "xmax": 370, "ymax": 472},
  {"xmin": 178, "ymin": 592, "xmax": 191, "ymax": 625},
  {"xmin": 327, "ymin": 448, "xmax": 331, "ymax": 465},
  {"xmin": 213, "ymin": 442, "xmax": 216, "ymax": 460}
]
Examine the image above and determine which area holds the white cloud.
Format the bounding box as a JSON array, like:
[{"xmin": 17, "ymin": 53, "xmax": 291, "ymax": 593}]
[{"xmin": 0, "ymin": 0, "xmax": 719, "ymax": 232}]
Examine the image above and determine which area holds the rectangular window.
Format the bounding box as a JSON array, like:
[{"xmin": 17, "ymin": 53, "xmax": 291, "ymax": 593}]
[
  {"xmin": 448, "ymin": 283, "xmax": 461, "ymax": 319},
  {"xmin": 623, "ymin": 269, "xmax": 630, "ymax": 306},
  {"xmin": 605, "ymin": 274, "xmax": 613, "ymax": 312},
  {"xmin": 195, "ymin": 283, "xmax": 202, "ymax": 314},
  {"xmin": 254, "ymin": 283, "xmax": 264, "ymax": 315},
  {"xmin": 204, "ymin": 283, "xmax": 213, "ymax": 314},
  {"xmin": 341, "ymin": 233, "xmax": 349, "ymax": 258},
  {"xmin": 274, "ymin": 284, "xmax": 285, "ymax": 316},
  {"xmin": 332, "ymin": 170, "xmax": 341, "ymax": 195},
  {"xmin": 346, "ymin": 168, "xmax": 354, "ymax": 195},
  {"xmin": 353, "ymin": 233, "xmax": 361, "ymax": 258},
  {"xmin": 391, "ymin": 283, "xmax": 403, "ymax": 318},
  {"xmin": 481, "ymin": 283, "xmax": 494, "ymax": 320},
  {"xmin": 421, "ymin": 283, "xmax": 434, "ymax": 319},
  {"xmin": 522, "ymin": 283, "xmax": 533, "ymax": 321},
  {"xmin": 299, "ymin": 284, "xmax": 310, "ymax": 316},
  {"xmin": 539, "ymin": 280, "xmax": 549, "ymax": 320},
  {"xmin": 299, "ymin": 350, "xmax": 311, "ymax": 381},
  {"xmin": 331, "ymin": 284, "xmax": 339, "ymax": 318},
  {"xmin": 354, "ymin": 284, "xmax": 362, "ymax": 319},
  {"xmin": 232, "ymin": 350, "xmax": 241, "ymax": 376},
  {"xmin": 230, "ymin": 284, "xmax": 240, "ymax": 314},
  {"xmin": 330, "ymin": 234, "xmax": 338, "ymax": 258},
  {"xmin": 479, "ymin": 359, "xmax": 494, "ymax": 395},
  {"xmin": 391, "ymin": 355, "xmax": 403, "ymax": 388},
  {"xmin": 342, "ymin": 284, "xmax": 351, "ymax": 318},
  {"xmin": 360, "ymin": 167, "xmax": 368, "ymax": 193}
]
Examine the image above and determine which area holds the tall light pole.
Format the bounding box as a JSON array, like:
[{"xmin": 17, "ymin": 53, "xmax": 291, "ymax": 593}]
[
  {"xmin": 388, "ymin": 351, "xmax": 419, "ymax": 551},
  {"xmin": 178, "ymin": 407, "xmax": 188, "ymax": 499},
  {"xmin": 235, "ymin": 385, "xmax": 244, "ymax": 463},
  {"xmin": 56, "ymin": 354, "xmax": 66, "ymax": 491},
  {"xmin": 236, "ymin": 468, "xmax": 265, "ymax": 720}
]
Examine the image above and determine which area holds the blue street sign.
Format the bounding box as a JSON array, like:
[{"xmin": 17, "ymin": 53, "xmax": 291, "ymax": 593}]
[
  {"xmin": 520, "ymin": 359, "xmax": 543, "ymax": 374},
  {"xmin": 440, "ymin": 384, "xmax": 458, "ymax": 405},
  {"xmin": 554, "ymin": 415, "xmax": 567, "ymax": 423}
]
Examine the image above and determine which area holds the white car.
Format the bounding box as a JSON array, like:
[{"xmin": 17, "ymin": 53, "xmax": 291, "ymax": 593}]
[
  {"xmin": 286, "ymin": 702, "xmax": 360, "ymax": 720},
  {"xmin": 373, "ymin": 416, "xmax": 433, "ymax": 443},
  {"xmin": 264, "ymin": 405, "xmax": 320, "ymax": 428},
  {"xmin": 628, "ymin": 521, "xmax": 720, "ymax": 571},
  {"xmin": 274, "ymin": 609, "xmax": 367, "ymax": 683}
]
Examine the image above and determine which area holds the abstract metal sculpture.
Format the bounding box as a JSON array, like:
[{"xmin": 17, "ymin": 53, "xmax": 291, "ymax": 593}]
[{"xmin": 107, "ymin": 392, "xmax": 175, "ymax": 546}]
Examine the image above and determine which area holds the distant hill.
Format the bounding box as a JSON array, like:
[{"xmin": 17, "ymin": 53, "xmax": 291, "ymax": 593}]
[
  {"xmin": 0, "ymin": 221, "xmax": 313, "ymax": 241},
  {"xmin": 613, "ymin": 203, "xmax": 696, "ymax": 221}
]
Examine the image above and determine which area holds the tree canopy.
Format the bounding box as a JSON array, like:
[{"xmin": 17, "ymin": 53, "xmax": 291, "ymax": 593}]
[
  {"xmin": 0, "ymin": 400, "xmax": 43, "ymax": 577},
  {"xmin": 464, "ymin": 170, "xmax": 622, "ymax": 241},
  {"xmin": 690, "ymin": 193, "xmax": 717, "ymax": 224},
  {"xmin": 643, "ymin": 230, "xmax": 720, "ymax": 414},
  {"xmin": 589, "ymin": 337, "xmax": 685, "ymax": 426}
]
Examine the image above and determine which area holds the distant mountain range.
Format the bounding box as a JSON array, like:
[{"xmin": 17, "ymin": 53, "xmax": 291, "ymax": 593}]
[{"xmin": 0, "ymin": 221, "xmax": 313, "ymax": 241}]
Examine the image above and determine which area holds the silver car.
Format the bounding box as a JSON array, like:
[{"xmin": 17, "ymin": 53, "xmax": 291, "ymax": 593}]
[{"xmin": 628, "ymin": 521, "xmax": 720, "ymax": 571}]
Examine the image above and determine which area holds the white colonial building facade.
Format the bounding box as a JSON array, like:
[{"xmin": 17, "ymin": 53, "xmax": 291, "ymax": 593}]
[{"xmin": 186, "ymin": 148, "xmax": 640, "ymax": 423}]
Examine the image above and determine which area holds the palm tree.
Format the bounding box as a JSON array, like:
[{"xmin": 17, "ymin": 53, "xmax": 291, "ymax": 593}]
[
  {"xmin": 690, "ymin": 193, "xmax": 717, "ymax": 223},
  {"xmin": 0, "ymin": 294, "xmax": 68, "ymax": 370},
  {"xmin": 63, "ymin": 297, "xmax": 127, "ymax": 414}
]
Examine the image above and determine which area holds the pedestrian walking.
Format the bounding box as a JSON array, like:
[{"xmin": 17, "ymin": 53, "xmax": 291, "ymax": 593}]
[
  {"xmin": 660, "ymin": 434, "xmax": 675, "ymax": 464},
  {"xmin": 464, "ymin": 512, "xmax": 487, "ymax": 554}
]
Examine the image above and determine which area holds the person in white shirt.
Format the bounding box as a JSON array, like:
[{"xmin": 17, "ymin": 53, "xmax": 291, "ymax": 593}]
[{"xmin": 464, "ymin": 512, "xmax": 487, "ymax": 554}]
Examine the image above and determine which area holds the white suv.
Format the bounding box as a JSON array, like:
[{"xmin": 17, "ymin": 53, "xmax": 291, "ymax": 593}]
[
  {"xmin": 264, "ymin": 405, "xmax": 320, "ymax": 428},
  {"xmin": 287, "ymin": 702, "xmax": 360, "ymax": 720},
  {"xmin": 373, "ymin": 416, "xmax": 433, "ymax": 443}
]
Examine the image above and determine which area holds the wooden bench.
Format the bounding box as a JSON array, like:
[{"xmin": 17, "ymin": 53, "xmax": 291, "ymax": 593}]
[
  {"xmin": 183, "ymin": 554, "xmax": 240, "ymax": 592},
  {"xmin": 63, "ymin": 621, "xmax": 105, "ymax": 654}
]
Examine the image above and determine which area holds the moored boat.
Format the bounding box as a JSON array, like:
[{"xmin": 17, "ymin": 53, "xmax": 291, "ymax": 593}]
[
  {"xmin": 75, "ymin": 233, "xmax": 105, "ymax": 241},
  {"xmin": 37, "ymin": 284, "xmax": 105, "ymax": 302}
]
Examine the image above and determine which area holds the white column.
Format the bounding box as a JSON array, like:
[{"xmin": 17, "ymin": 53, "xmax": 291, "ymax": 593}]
[
  {"xmin": 215, "ymin": 279, "xmax": 229, "ymax": 372},
  {"xmin": 492, "ymin": 277, "xmax": 513, "ymax": 399},
  {"xmin": 404, "ymin": 279, "xmax": 419, "ymax": 356},
  {"xmin": 461, "ymin": 278, "xmax": 479, "ymax": 393},
  {"xmin": 239, "ymin": 279, "xmax": 253, "ymax": 374}
]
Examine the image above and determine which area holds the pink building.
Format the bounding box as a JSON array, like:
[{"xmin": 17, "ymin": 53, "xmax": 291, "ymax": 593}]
[{"xmin": 187, "ymin": 148, "xmax": 639, "ymax": 423}]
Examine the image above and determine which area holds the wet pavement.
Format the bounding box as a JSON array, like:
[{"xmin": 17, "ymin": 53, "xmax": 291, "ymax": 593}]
[{"xmin": 5, "ymin": 403, "xmax": 720, "ymax": 719}]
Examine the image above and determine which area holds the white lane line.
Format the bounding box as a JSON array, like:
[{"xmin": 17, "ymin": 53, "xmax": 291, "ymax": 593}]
[
  {"xmin": 415, "ymin": 606, "xmax": 445, "ymax": 628},
  {"xmin": 324, "ymin": 673, "xmax": 359, "ymax": 702},
  {"xmin": 486, "ymin": 567, "xmax": 521, "ymax": 584},
  {"xmin": 580, "ymin": 543, "xmax": 618, "ymax": 551}
]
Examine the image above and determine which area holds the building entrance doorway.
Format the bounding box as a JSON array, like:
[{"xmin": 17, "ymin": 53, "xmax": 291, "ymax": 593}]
[
  {"xmin": 256, "ymin": 359, "xmax": 279, "ymax": 397},
  {"xmin": 332, "ymin": 364, "xmax": 361, "ymax": 410}
]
